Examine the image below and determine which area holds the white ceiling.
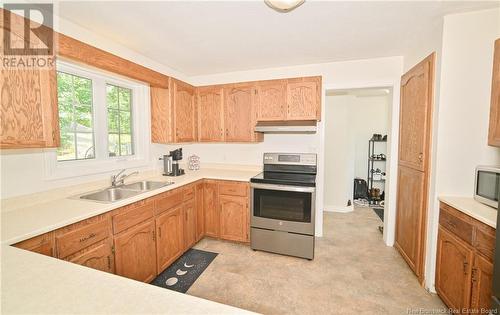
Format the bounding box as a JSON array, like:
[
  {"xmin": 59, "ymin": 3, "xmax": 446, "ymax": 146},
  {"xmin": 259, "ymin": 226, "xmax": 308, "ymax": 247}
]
[{"xmin": 58, "ymin": 1, "xmax": 499, "ymax": 76}]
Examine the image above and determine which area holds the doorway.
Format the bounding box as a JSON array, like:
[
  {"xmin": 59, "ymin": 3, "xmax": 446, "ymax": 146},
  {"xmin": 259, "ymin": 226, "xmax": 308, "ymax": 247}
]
[{"xmin": 323, "ymin": 87, "xmax": 393, "ymax": 236}]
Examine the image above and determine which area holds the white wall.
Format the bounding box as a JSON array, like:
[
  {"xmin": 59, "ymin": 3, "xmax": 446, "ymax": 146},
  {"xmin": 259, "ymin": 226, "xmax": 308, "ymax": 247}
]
[
  {"xmin": 425, "ymin": 8, "xmax": 500, "ymax": 292},
  {"xmin": 323, "ymin": 93, "xmax": 390, "ymax": 211},
  {"xmin": 323, "ymin": 95, "xmax": 355, "ymax": 211}
]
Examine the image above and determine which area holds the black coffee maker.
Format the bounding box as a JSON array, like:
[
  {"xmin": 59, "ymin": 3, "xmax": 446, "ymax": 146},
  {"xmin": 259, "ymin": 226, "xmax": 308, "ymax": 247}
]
[{"xmin": 160, "ymin": 148, "xmax": 185, "ymax": 176}]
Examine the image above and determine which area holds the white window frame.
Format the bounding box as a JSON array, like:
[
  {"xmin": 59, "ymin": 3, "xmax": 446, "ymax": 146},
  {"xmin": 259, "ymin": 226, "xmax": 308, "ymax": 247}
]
[{"xmin": 44, "ymin": 61, "xmax": 150, "ymax": 180}]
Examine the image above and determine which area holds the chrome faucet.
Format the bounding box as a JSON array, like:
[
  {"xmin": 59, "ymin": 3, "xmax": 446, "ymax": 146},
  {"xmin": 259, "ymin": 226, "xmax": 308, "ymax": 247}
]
[{"xmin": 111, "ymin": 169, "xmax": 139, "ymax": 187}]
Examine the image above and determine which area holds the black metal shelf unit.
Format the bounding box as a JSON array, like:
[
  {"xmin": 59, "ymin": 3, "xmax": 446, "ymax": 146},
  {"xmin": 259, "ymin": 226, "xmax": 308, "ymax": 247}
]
[{"xmin": 367, "ymin": 138, "xmax": 386, "ymax": 205}]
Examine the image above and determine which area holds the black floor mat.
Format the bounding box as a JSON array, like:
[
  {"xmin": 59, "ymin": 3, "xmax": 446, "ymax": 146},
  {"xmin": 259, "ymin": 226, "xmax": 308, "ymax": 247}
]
[
  {"xmin": 150, "ymin": 249, "xmax": 217, "ymax": 293},
  {"xmin": 372, "ymin": 207, "xmax": 384, "ymax": 222}
]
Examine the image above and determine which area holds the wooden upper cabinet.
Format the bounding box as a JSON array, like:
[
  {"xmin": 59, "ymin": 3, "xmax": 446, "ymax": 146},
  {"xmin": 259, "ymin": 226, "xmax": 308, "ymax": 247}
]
[
  {"xmin": 399, "ymin": 54, "xmax": 434, "ymax": 172},
  {"xmin": 172, "ymin": 79, "xmax": 197, "ymax": 142},
  {"xmin": 156, "ymin": 206, "xmax": 184, "ymax": 273},
  {"xmin": 488, "ymin": 38, "xmax": 500, "ymax": 147},
  {"xmin": 13, "ymin": 232, "xmax": 55, "ymax": 257},
  {"xmin": 256, "ymin": 80, "xmax": 287, "ymax": 121},
  {"xmin": 114, "ymin": 219, "xmax": 157, "ymax": 283},
  {"xmin": 286, "ymin": 76, "xmax": 321, "ymax": 121},
  {"xmin": 151, "ymin": 86, "xmax": 173, "ymax": 144},
  {"xmin": 197, "ymin": 86, "xmax": 224, "ymax": 142},
  {"xmin": 224, "ymin": 83, "xmax": 262, "ymax": 142},
  {"xmin": 436, "ymin": 226, "xmax": 474, "ymax": 311},
  {"xmin": 1, "ymin": 14, "xmax": 60, "ymax": 149}
]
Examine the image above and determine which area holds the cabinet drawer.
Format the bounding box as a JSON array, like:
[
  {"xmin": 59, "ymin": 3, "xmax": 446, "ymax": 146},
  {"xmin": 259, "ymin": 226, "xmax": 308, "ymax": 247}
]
[
  {"xmin": 113, "ymin": 201, "xmax": 154, "ymax": 234},
  {"xmin": 155, "ymin": 190, "xmax": 183, "ymax": 215},
  {"xmin": 474, "ymin": 227, "xmax": 495, "ymax": 260},
  {"xmin": 183, "ymin": 185, "xmax": 195, "ymax": 201},
  {"xmin": 219, "ymin": 182, "xmax": 248, "ymax": 197},
  {"xmin": 439, "ymin": 208, "xmax": 473, "ymax": 245},
  {"xmin": 56, "ymin": 218, "xmax": 110, "ymax": 259}
]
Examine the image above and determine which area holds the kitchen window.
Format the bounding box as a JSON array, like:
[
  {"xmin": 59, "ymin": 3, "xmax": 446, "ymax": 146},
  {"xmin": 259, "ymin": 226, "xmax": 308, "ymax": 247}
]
[
  {"xmin": 106, "ymin": 84, "xmax": 134, "ymax": 157},
  {"xmin": 46, "ymin": 61, "xmax": 150, "ymax": 179},
  {"xmin": 56, "ymin": 72, "xmax": 95, "ymax": 161}
]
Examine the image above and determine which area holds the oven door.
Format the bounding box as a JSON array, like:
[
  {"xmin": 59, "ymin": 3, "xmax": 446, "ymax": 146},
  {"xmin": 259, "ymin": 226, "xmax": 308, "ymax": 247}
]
[{"xmin": 251, "ymin": 183, "xmax": 315, "ymax": 235}]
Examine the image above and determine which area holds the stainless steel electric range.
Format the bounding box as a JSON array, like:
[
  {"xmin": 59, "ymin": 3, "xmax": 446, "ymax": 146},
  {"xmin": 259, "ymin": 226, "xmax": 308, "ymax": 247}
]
[{"xmin": 250, "ymin": 153, "xmax": 317, "ymax": 260}]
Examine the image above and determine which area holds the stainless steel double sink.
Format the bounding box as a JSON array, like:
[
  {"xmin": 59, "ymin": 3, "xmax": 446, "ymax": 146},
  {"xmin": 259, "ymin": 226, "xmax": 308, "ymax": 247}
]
[{"xmin": 77, "ymin": 180, "xmax": 174, "ymax": 203}]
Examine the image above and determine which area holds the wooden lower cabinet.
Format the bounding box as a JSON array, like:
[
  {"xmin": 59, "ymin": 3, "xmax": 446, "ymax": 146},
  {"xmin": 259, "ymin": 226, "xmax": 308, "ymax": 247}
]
[
  {"xmin": 114, "ymin": 220, "xmax": 157, "ymax": 283},
  {"xmin": 184, "ymin": 200, "xmax": 197, "ymax": 249},
  {"xmin": 470, "ymin": 254, "xmax": 494, "ymax": 312},
  {"xmin": 67, "ymin": 239, "xmax": 114, "ymax": 273},
  {"xmin": 11, "ymin": 179, "xmax": 251, "ymax": 283},
  {"xmin": 436, "ymin": 226, "xmax": 473, "ymax": 311},
  {"xmin": 436, "ymin": 202, "xmax": 496, "ymax": 313},
  {"xmin": 156, "ymin": 206, "xmax": 184, "ymax": 273},
  {"xmin": 195, "ymin": 182, "xmax": 205, "ymax": 241},
  {"xmin": 13, "ymin": 232, "xmax": 55, "ymax": 257},
  {"xmin": 204, "ymin": 180, "xmax": 220, "ymax": 238},
  {"xmin": 395, "ymin": 165, "xmax": 426, "ymax": 279},
  {"xmin": 219, "ymin": 195, "xmax": 249, "ymax": 242}
]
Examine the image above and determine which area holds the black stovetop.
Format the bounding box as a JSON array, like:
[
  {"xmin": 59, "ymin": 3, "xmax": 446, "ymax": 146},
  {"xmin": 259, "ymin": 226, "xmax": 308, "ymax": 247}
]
[{"xmin": 250, "ymin": 171, "xmax": 316, "ymax": 187}]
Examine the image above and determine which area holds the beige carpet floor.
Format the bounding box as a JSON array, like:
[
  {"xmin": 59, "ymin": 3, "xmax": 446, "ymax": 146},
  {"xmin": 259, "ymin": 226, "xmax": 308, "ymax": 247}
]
[{"xmin": 189, "ymin": 207, "xmax": 444, "ymax": 315}]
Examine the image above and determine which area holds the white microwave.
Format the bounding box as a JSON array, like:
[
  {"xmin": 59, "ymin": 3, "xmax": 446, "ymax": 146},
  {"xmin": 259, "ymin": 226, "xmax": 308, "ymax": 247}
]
[{"xmin": 475, "ymin": 166, "xmax": 500, "ymax": 208}]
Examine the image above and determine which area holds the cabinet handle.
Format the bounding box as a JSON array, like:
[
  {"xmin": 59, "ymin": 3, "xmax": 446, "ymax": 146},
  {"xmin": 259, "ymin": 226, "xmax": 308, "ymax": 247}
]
[
  {"xmin": 471, "ymin": 267, "xmax": 477, "ymax": 282},
  {"xmin": 463, "ymin": 261, "xmax": 469, "ymax": 275},
  {"xmin": 79, "ymin": 233, "xmax": 97, "ymax": 243},
  {"xmin": 418, "ymin": 153, "xmax": 423, "ymax": 162},
  {"xmin": 107, "ymin": 256, "xmax": 111, "ymax": 270},
  {"xmin": 152, "ymin": 230, "xmax": 156, "ymax": 241},
  {"xmin": 158, "ymin": 227, "xmax": 162, "ymax": 238},
  {"xmin": 445, "ymin": 220, "xmax": 457, "ymax": 229}
]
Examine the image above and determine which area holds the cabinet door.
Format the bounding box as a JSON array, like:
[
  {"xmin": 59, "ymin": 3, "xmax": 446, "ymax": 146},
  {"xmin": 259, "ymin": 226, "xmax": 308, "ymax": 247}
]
[
  {"xmin": 195, "ymin": 182, "xmax": 205, "ymax": 241},
  {"xmin": 219, "ymin": 195, "xmax": 248, "ymax": 242},
  {"xmin": 150, "ymin": 86, "xmax": 173, "ymax": 144},
  {"xmin": 488, "ymin": 39, "xmax": 500, "ymax": 147},
  {"xmin": 173, "ymin": 79, "xmax": 196, "ymax": 142},
  {"xmin": 114, "ymin": 220, "xmax": 156, "ymax": 283},
  {"xmin": 286, "ymin": 77, "xmax": 320, "ymax": 121},
  {"xmin": 68, "ymin": 239, "xmax": 114, "ymax": 274},
  {"xmin": 184, "ymin": 200, "xmax": 197, "ymax": 249},
  {"xmin": 13, "ymin": 232, "xmax": 55, "ymax": 257},
  {"xmin": 224, "ymin": 84, "xmax": 259, "ymax": 142},
  {"xmin": 204, "ymin": 180, "xmax": 220, "ymax": 238},
  {"xmin": 1, "ymin": 14, "xmax": 59, "ymax": 149},
  {"xmin": 394, "ymin": 165, "xmax": 426, "ymax": 278},
  {"xmin": 398, "ymin": 54, "xmax": 434, "ymax": 172},
  {"xmin": 256, "ymin": 80, "xmax": 286, "ymax": 121},
  {"xmin": 470, "ymin": 254, "xmax": 494, "ymax": 313},
  {"xmin": 198, "ymin": 86, "xmax": 224, "ymax": 142},
  {"xmin": 156, "ymin": 206, "xmax": 184, "ymax": 273},
  {"xmin": 436, "ymin": 226, "xmax": 474, "ymax": 312}
]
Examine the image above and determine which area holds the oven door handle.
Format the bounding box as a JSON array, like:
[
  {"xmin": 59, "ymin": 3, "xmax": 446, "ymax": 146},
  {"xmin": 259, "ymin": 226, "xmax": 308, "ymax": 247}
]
[{"xmin": 250, "ymin": 183, "xmax": 316, "ymax": 193}]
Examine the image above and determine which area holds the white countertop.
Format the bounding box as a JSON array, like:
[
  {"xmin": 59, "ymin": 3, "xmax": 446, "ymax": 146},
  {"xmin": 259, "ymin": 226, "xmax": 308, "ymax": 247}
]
[
  {"xmin": 1, "ymin": 167, "xmax": 261, "ymax": 315},
  {"xmin": 439, "ymin": 196, "xmax": 497, "ymax": 228},
  {"xmin": 2, "ymin": 167, "xmax": 260, "ymax": 245}
]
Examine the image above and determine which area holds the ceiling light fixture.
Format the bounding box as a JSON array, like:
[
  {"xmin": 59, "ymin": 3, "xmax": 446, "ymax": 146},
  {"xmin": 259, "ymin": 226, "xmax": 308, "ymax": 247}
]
[{"xmin": 264, "ymin": 0, "xmax": 305, "ymax": 13}]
